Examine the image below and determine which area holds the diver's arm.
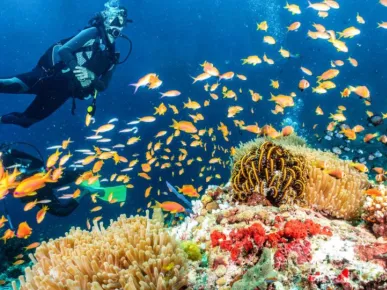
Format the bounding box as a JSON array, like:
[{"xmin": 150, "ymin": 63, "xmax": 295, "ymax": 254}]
[
  {"xmin": 58, "ymin": 27, "xmax": 99, "ymax": 70},
  {"xmin": 93, "ymin": 66, "xmax": 115, "ymax": 92}
]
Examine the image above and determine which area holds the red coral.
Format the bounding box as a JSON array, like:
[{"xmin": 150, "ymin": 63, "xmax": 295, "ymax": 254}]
[
  {"xmin": 210, "ymin": 218, "xmax": 331, "ymax": 264},
  {"xmin": 305, "ymin": 219, "xmax": 321, "ymax": 236},
  {"xmin": 283, "ymin": 220, "xmax": 308, "ymax": 239},
  {"xmin": 274, "ymin": 239, "xmax": 312, "ymax": 270},
  {"xmin": 210, "ymin": 230, "xmax": 226, "ymax": 247},
  {"xmin": 320, "ymin": 226, "xmax": 333, "ymax": 237}
]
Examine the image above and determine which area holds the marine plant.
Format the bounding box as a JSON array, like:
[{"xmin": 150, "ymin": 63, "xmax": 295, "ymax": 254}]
[{"xmin": 16, "ymin": 213, "xmax": 188, "ymax": 290}]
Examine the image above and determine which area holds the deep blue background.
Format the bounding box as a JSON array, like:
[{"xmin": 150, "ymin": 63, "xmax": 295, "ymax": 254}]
[{"xmin": 0, "ymin": 0, "xmax": 386, "ymax": 242}]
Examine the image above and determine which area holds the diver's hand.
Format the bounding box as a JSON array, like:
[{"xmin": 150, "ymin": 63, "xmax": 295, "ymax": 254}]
[
  {"xmin": 79, "ymin": 79, "xmax": 92, "ymax": 88},
  {"xmin": 73, "ymin": 66, "xmax": 96, "ymax": 82}
]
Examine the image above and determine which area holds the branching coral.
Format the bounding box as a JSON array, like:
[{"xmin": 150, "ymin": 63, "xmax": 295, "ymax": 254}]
[
  {"xmin": 231, "ymin": 136, "xmax": 370, "ymax": 220},
  {"xmin": 17, "ymin": 213, "xmax": 188, "ymax": 290}
]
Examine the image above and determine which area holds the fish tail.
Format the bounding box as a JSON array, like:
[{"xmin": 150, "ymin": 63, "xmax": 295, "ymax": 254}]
[
  {"xmin": 189, "ymin": 75, "xmax": 197, "ymax": 84},
  {"xmin": 269, "ymin": 93, "xmax": 275, "ymax": 101},
  {"xmin": 129, "ymin": 83, "xmax": 140, "ymax": 94},
  {"xmin": 337, "ymin": 32, "xmax": 343, "ymax": 39},
  {"xmin": 307, "ymin": 1, "xmax": 312, "ymax": 8},
  {"xmin": 159, "ymin": 92, "xmax": 165, "ymax": 98}
]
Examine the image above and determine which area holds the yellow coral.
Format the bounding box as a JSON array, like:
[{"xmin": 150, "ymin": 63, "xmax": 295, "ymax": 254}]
[
  {"xmin": 231, "ymin": 136, "xmax": 370, "ymax": 220},
  {"xmin": 231, "ymin": 141, "xmax": 308, "ymax": 206},
  {"xmin": 180, "ymin": 241, "xmax": 202, "ymax": 261},
  {"xmin": 17, "ymin": 213, "xmax": 188, "ymax": 290}
]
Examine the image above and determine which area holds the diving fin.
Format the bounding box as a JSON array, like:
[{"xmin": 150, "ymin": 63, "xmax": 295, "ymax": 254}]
[{"xmin": 79, "ymin": 180, "xmax": 127, "ymax": 203}]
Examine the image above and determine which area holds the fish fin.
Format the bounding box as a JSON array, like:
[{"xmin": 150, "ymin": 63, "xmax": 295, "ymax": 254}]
[{"xmin": 129, "ymin": 83, "xmax": 139, "ymax": 94}]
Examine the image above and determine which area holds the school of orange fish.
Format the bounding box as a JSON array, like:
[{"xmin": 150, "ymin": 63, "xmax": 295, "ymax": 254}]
[{"xmin": 0, "ymin": 0, "xmax": 387, "ymax": 270}]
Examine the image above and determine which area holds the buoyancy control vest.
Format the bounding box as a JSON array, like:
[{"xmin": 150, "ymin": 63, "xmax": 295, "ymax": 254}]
[{"xmin": 37, "ymin": 25, "xmax": 119, "ymax": 99}]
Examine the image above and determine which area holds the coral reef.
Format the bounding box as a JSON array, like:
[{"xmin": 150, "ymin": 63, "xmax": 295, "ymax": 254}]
[
  {"xmin": 231, "ymin": 136, "xmax": 370, "ymax": 220},
  {"xmin": 172, "ymin": 184, "xmax": 387, "ymax": 289},
  {"xmin": 17, "ymin": 213, "xmax": 188, "ymax": 290},
  {"xmin": 362, "ymin": 185, "xmax": 387, "ymax": 238}
]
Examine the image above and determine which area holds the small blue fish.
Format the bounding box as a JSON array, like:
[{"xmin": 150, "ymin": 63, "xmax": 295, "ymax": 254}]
[{"xmin": 166, "ymin": 181, "xmax": 193, "ymax": 214}]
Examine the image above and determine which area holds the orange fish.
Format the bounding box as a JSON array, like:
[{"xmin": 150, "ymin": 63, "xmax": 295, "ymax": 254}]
[
  {"xmin": 154, "ymin": 201, "xmax": 185, "ymax": 213},
  {"xmin": 138, "ymin": 116, "xmax": 156, "ymax": 123},
  {"xmin": 243, "ymin": 123, "xmax": 261, "ymax": 134},
  {"xmin": 24, "ymin": 199, "xmax": 38, "ymax": 211},
  {"xmin": 130, "ymin": 73, "xmax": 157, "ymax": 94},
  {"xmin": 0, "ymin": 215, "xmax": 8, "ymax": 229},
  {"xmin": 372, "ymin": 167, "xmax": 385, "ymax": 174},
  {"xmin": 340, "ymin": 88, "xmax": 351, "ymax": 98},
  {"xmin": 171, "ymin": 120, "xmax": 197, "ymax": 134},
  {"xmin": 36, "ymin": 206, "xmax": 49, "ymax": 224},
  {"xmin": 24, "ymin": 242, "xmax": 40, "ymax": 250},
  {"xmin": 288, "ymin": 21, "xmax": 301, "ymax": 31},
  {"xmin": 1, "ymin": 229, "xmax": 14, "ymax": 243},
  {"xmin": 352, "ymin": 125, "xmax": 365, "ymax": 133},
  {"xmin": 13, "ymin": 260, "xmax": 25, "ymax": 266},
  {"xmin": 317, "ymin": 69, "xmax": 340, "ymax": 81},
  {"xmin": 364, "ymin": 188, "xmax": 382, "ymax": 197},
  {"xmin": 177, "ymin": 185, "xmax": 200, "ymax": 198},
  {"xmin": 14, "ymin": 170, "xmax": 53, "ymax": 198},
  {"xmin": 349, "ymin": 86, "xmax": 370, "ymax": 99},
  {"xmin": 350, "ymin": 162, "xmax": 368, "ymax": 173},
  {"xmin": 282, "ymin": 126, "xmax": 294, "ymax": 137},
  {"xmin": 145, "ymin": 186, "xmax": 152, "ymax": 198},
  {"xmin": 298, "ymin": 79, "xmax": 310, "ymax": 91},
  {"xmin": 325, "ymin": 169, "xmax": 344, "ymax": 179},
  {"xmin": 375, "ymin": 174, "xmax": 387, "ymax": 183},
  {"xmin": 315, "ymin": 106, "xmax": 324, "ymax": 115},
  {"xmin": 159, "ymin": 90, "xmax": 181, "ymax": 98},
  {"xmin": 16, "ymin": 222, "xmax": 32, "ymax": 239},
  {"xmin": 301, "ymin": 66, "xmax": 313, "ymax": 76},
  {"xmin": 46, "ymin": 149, "xmax": 62, "ymax": 168},
  {"xmin": 201, "ymin": 61, "xmax": 220, "ymax": 77},
  {"xmin": 340, "ymin": 128, "xmax": 356, "ymax": 140},
  {"xmin": 90, "ymin": 206, "xmax": 102, "ymax": 213},
  {"xmin": 379, "ymin": 135, "xmax": 387, "ymax": 144},
  {"xmin": 364, "ymin": 133, "xmax": 379, "ymax": 143},
  {"xmin": 191, "ymin": 72, "xmax": 212, "ymax": 84},
  {"xmin": 219, "ymin": 71, "xmax": 235, "ymax": 81},
  {"xmin": 269, "ymin": 94, "xmax": 294, "ymax": 108}
]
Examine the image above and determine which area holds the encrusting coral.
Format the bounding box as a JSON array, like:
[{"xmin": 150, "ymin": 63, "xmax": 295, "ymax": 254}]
[
  {"xmin": 16, "ymin": 212, "xmax": 188, "ymax": 290},
  {"xmin": 231, "ymin": 135, "xmax": 370, "ymax": 220},
  {"xmin": 362, "ymin": 185, "xmax": 387, "ymax": 237}
]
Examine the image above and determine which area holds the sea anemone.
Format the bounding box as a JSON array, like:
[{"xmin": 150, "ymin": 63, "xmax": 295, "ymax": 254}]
[{"xmin": 17, "ymin": 213, "xmax": 188, "ymax": 290}]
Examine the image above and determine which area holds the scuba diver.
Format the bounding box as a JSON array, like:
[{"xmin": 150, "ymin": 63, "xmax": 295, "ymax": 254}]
[
  {"xmin": 0, "ymin": 142, "xmax": 127, "ymax": 229},
  {"xmin": 0, "ymin": 1, "xmax": 132, "ymax": 128}
]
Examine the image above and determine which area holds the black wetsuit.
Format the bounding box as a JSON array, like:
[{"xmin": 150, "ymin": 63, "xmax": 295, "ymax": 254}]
[
  {"xmin": 0, "ymin": 26, "xmax": 117, "ymax": 128},
  {"xmin": 1, "ymin": 148, "xmax": 81, "ymax": 216}
]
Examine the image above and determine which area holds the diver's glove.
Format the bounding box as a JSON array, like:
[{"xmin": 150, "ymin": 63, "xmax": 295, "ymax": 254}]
[{"xmin": 73, "ymin": 66, "xmax": 96, "ymax": 82}]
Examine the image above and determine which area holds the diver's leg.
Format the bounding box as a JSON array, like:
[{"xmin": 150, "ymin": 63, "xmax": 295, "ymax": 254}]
[
  {"xmin": 0, "ymin": 77, "xmax": 29, "ymax": 93},
  {"xmin": 0, "ymin": 68, "xmax": 44, "ymax": 94},
  {"xmin": 0, "ymin": 92, "xmax": 70, "ymax": 128}
]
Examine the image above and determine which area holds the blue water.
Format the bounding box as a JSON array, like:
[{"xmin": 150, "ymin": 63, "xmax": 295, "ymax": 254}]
[{"xmin": 0, "ymin": 0, "xmax": 386, "ymax": 279}]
